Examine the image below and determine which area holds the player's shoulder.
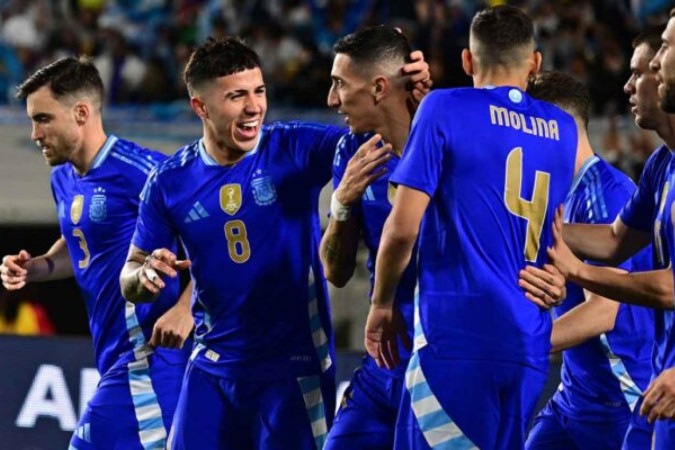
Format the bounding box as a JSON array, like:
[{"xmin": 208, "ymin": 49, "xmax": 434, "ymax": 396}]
[
  {"xmin": 336, "ymin": 132, "xmax": 372, "ymax": 158},
  {"xmin": 109, "ymin": 136, "xmax": 167, "ymax": 171},
  {"xmin": 589, "ymin": 156, "xmax": 636, "ymax": 192},
  {"xmin": 262, "ymin": 120, "xmax": 337, "ymax": 135},
  {"xmin": 644, "ymin": 143, "xmax": 672, "ymax": 170},
  {"xmin": 153, "ymin": 140, "xmax": 201, "ymax": 178}
]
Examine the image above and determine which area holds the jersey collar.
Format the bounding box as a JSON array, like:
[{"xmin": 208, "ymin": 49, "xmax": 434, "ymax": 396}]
[
  {"xmin": 89, "ymin": 135, "xmax": 119, "ymax": 171},
  {"xmin": 198, "ymin": 131, "xmax": 264, "ymax": 166}
]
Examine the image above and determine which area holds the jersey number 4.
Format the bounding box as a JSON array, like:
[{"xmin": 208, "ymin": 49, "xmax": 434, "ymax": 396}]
[{"xmin": 504, "ymin": 147, "xmax": 550, "ymax": 262}]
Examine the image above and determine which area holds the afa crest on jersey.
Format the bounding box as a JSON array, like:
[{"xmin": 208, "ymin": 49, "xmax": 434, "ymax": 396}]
[
  {"xmin": 251, "ymin": 175, "xmax": 277, "ymax": 206},
  {"xmin": 89, "ymin": 187, "xmax": 107, "ymax": 222},
  {"xmin": 71, "ymin": 195, "xmax": 84, "ymax": 225}
]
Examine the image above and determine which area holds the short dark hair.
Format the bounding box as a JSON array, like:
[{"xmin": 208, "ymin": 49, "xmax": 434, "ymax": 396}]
[
  {"xmin": 470, "ymin": 5, "xmax": 535, "ymax": 67},
  {"xmin": 333, "ymin": 25, "xmax": 412, "ymax": 74},
  {"xmin": 184, "ymin": 37, "xmax": 261, "ymax": 94},
  {"xmin": 16, "ymin": 56, "xmax": 104, "ymax": 106},
  {"xmin": 632, "ymin": 24, "xmax": 667, "ymax": 53},
  {"xmin": 528, "ymin": 71, "xmax": 590, "ymax": 128}
]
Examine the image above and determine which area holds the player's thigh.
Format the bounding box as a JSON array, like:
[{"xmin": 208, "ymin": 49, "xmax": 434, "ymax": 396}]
[
  {"xmin": 148, "ymin": 347, "xmax": 189, "ymax": 427},
  {"xmin": 525, "ymin": 401, "xmax": 577, "ymax": 450},
  {"xmin": 622, "ymin": 399, "xmax": 653, "ymax": 450},
  {"xmin": 653, "ymin": 420, "xmax": 675, "ymax": 450},
  {"xmin": 496, "ymin": 362, "xmax": 548, "ymax": 450},
  {"xmin": 70, "ymin": 369, "xmax": 159, "ymax": 450},
  {"xmin": 395, "ymin": 349, "xmax": 488, "ymax": 449},
  {"xmin": 169, "ymin": 363, "xmax": 235, "ymax": 450},
  {"xmin": 255, "ymin": 374, "xmax": 330, "ymax": 450},
  {"xmin": 325, "ymin": 367, "xmax": 401, "ymax": 450}
]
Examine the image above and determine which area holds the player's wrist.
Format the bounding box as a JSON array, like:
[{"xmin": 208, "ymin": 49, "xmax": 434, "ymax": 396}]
[{"xmin": 330, "ymin": 191, "xmax": 352, "ymax": 222}]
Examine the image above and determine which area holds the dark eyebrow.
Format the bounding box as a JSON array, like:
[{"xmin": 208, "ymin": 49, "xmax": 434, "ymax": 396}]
[{"xmin": 31, "ymin": 113, "xmax": 52, "ymax": 121}]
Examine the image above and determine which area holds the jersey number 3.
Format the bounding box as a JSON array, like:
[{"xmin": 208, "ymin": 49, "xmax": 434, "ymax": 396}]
[{"xmin": 504, "ymin": 147, "xmax": 550, "ymax": 262}]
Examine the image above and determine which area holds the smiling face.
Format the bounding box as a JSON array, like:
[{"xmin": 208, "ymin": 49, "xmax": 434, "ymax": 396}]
[
  {"xmin": 327, "ymin": 53, "xmax": 380, "ymax": 134},
  {"xmin": 26, "ymin": 85, "xmax": 81, "ymax": 166},
  {"xmin": 651, "ymin": 18, "xmax": 675, "ymax": 113},
  {"xmin": 624, "ymin": 43, "xmax": 662, "ymax": 130},
  {"xmin": 195, "ymin": 67, "xmax": 267, "ymax": 158}
]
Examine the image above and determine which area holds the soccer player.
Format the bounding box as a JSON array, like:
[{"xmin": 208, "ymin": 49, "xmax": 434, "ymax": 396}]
[
  {"xmin": 320, "ymin": 26, "xmax": 423, "ymax": 449},
  {"xmin": 365, "ymin": 6, "xmax": 578, "ymax": 449},
  {"xmin": 533, "ymin": 18, "xmax": 675, "ymax": 448},
  {"xmin": 119, "ymin": 37, "xmax": 430, "ymax": 450},
  {"xmin": 0, "ymin": 57, "xmax": 193, "ymax": 449},
  {"xmin": 522, "ymin": 71, "xmax": 654, "ymax": 450}
]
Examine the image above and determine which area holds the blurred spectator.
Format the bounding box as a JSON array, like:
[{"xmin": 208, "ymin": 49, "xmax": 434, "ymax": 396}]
[
  {"xmin": 0, "ymin": 286, "xmax": 55, "ymax": 335},
  {"xmin": 0, "ymin": 0, "xmax": 667, "ymax": 114}
]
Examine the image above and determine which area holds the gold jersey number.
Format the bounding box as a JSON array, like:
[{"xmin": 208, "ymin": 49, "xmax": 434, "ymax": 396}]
[
  {"xmin": 72, "ymin": 228, "xmax": 90, "ymax": 269},
  {"xmin": 504, "ymin": 147, "xmax": 551, "ymax": 262}
]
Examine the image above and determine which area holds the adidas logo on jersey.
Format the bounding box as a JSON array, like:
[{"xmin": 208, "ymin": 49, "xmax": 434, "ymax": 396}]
[{"xmin": 184, "ymin": 201, "xmax": 210, "ymax": 223}]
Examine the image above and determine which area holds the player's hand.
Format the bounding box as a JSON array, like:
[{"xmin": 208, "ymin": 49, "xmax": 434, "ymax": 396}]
[
  {"xmin": 0, "ymin": 250, "xmax": 31, "ymax": 290},
  {"xmin": 518, "ymin": 264, "xmax": 567, "ymax": 309},
  {"xmin": 403, "ymin": 50, "xmax": 432, "ymax": 105},
  {"xmin": 547, "ymin": 205, "xmax": 582, "ymax": 280},
  {"xmin": 365, "ymin": 303, "xmax": 410, "ymax": 370},
  {"xmin": 138, "ymin": 248, "xmax": 191, "ymax": 295},
  {"xmin": 150, "ymin": 300, "xmax": 194, "ymax": 349},
  {"xmin": 641, "ymin": 367, "xmax": 675, "ymax": 422},
  {"xmin": 334, "ymin": 134, "xmax": 392, "ymax": 207}
]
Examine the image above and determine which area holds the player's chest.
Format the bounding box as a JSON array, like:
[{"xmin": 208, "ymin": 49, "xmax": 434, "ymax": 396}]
[{"xmin": 56, "ymin": 181, "xmax": 132, "ymax": 239}]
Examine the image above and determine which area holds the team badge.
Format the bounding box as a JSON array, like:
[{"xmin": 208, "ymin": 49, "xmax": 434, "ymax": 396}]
[
  {"xmin": 89, "ymin": 187, "xmax": 107, "ymax": 222},
  {"xmin": 70, "ymin": 195, "xmax": 84, "ymax": 225},
  {"xmin": 251, "ymin": 175, "xmax": 277, "ymax": 206},
  {"xmin": 220, "ymin": 184, "xmax": 242, "ymax": 215},
  {"xmin": 387, "ymin": 183, "xmax": 397, "ymax": 206}
]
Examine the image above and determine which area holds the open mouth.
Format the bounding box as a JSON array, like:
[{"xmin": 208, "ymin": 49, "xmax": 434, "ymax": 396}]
[{"xmin": 236, "ymin": 120, "xmax": 260, "ymax": 139}]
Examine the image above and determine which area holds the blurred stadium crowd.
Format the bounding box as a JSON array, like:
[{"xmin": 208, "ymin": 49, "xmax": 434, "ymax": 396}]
[{"xmin": 0, "ymin": 0, "xmax": 670, "ymax": 110}]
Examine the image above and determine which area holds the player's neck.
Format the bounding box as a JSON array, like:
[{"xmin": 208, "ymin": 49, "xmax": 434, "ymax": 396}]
[
  {"xmin": 656, "ymin": 114, "xmax": 675, "ymax": 150},
  {"xmin": 575, "ymin": 133, "xmax": 595, "ymax": 177},
  {"xmin": 473, "ymin": 70, "xmax": 529, "ymax": 91},
  {"xmin": 377, "ymin": 109, "xmax": 411, "ymax": 156},
  {"xmin": 71, "ymin": 128, "xmax": 108, "ymax": 175},
  {"xmin": 203, "ymin": 135, "xmax": 247, "ymax": 166}
]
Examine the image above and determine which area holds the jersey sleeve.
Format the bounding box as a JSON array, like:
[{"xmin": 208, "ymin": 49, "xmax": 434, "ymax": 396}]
[
  {"xmin": 390, "ymin": 92, "xmax": 444, "ymax": 196},
  {"xmin": 619, "ymin": 152, "xmax": 658, "ymax": 232},
  {"xmin": 286, "ymin": 122, "xmax": 348, "ymax": 188},
  {"xmin": 332, "ymin": 134, "xmax": 351, "ymax": 189},
  {"xmin": 131, "ymin": 167, "xmax": 176, "ymax": 253},
  {"xmin": 574, "ymin": 169, "xmax": 635, "ymax": 271}
]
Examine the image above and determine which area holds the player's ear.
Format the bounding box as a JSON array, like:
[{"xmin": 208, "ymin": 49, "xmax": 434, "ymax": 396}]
[
  {"xmin": 190, "ymin": 96, "xmax": 208, "ymax": 120},
  {"xmin": 373, "ymin": 76, "xmax": 388, "ymax": 103},
  {"xmin": 529, "ymin": 51, "xmax": 543, "ymax": 78},
  {"xmin": 73, "ymin": 102, "xmax": 89, "ymax": 126},
  {"xmin": 461, "ymin": 49, "xmax": 474, "ymax": 76}
]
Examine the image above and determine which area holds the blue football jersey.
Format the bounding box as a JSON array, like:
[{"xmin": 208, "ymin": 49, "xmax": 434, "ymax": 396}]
[
  {"xmin": 332, "ymin": 133, "xmax": 416, "ymax": 377},
  {"xmin": 620, "ymin": 144, "xmax": 673, "ymax": 269},
  {"xmin": 620, "ymin": 145, "xmax": 674, "ymax": 377},
  {"xmin": 132, "ymin": 122, "xmax": 346, "ymax": 380},
  {"xmin": 390, "ymin": 87, "xmax": 577, "ymax": 370},
  {"xmin": 51, "ymin": 135, "xmax": 181, "ymax": 375},
  {"xmin": 654, "ymin": 163, "xmax": 675, "ymax": 376},
  {"xmin": 552, "ymin": 156, "xmax": 654, "ymax": 420}
]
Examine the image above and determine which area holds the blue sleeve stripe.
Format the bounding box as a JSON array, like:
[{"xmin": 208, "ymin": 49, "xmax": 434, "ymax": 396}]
[
  {"xmin": 587, "ymin": 166, "xmax": 609, "ymax": 223},
  {"xmin": 111, "ymin": 152, "xmax": 153, "ymax": 175},
  {"xmin": 113, "ymin": 147, "xmax": 156, "ymax": 170}
]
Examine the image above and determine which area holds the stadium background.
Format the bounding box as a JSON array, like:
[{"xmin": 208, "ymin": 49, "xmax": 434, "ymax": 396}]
[{"xmin": 0, "ymin": 0, "xmax": 671, "ymax": 448}]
